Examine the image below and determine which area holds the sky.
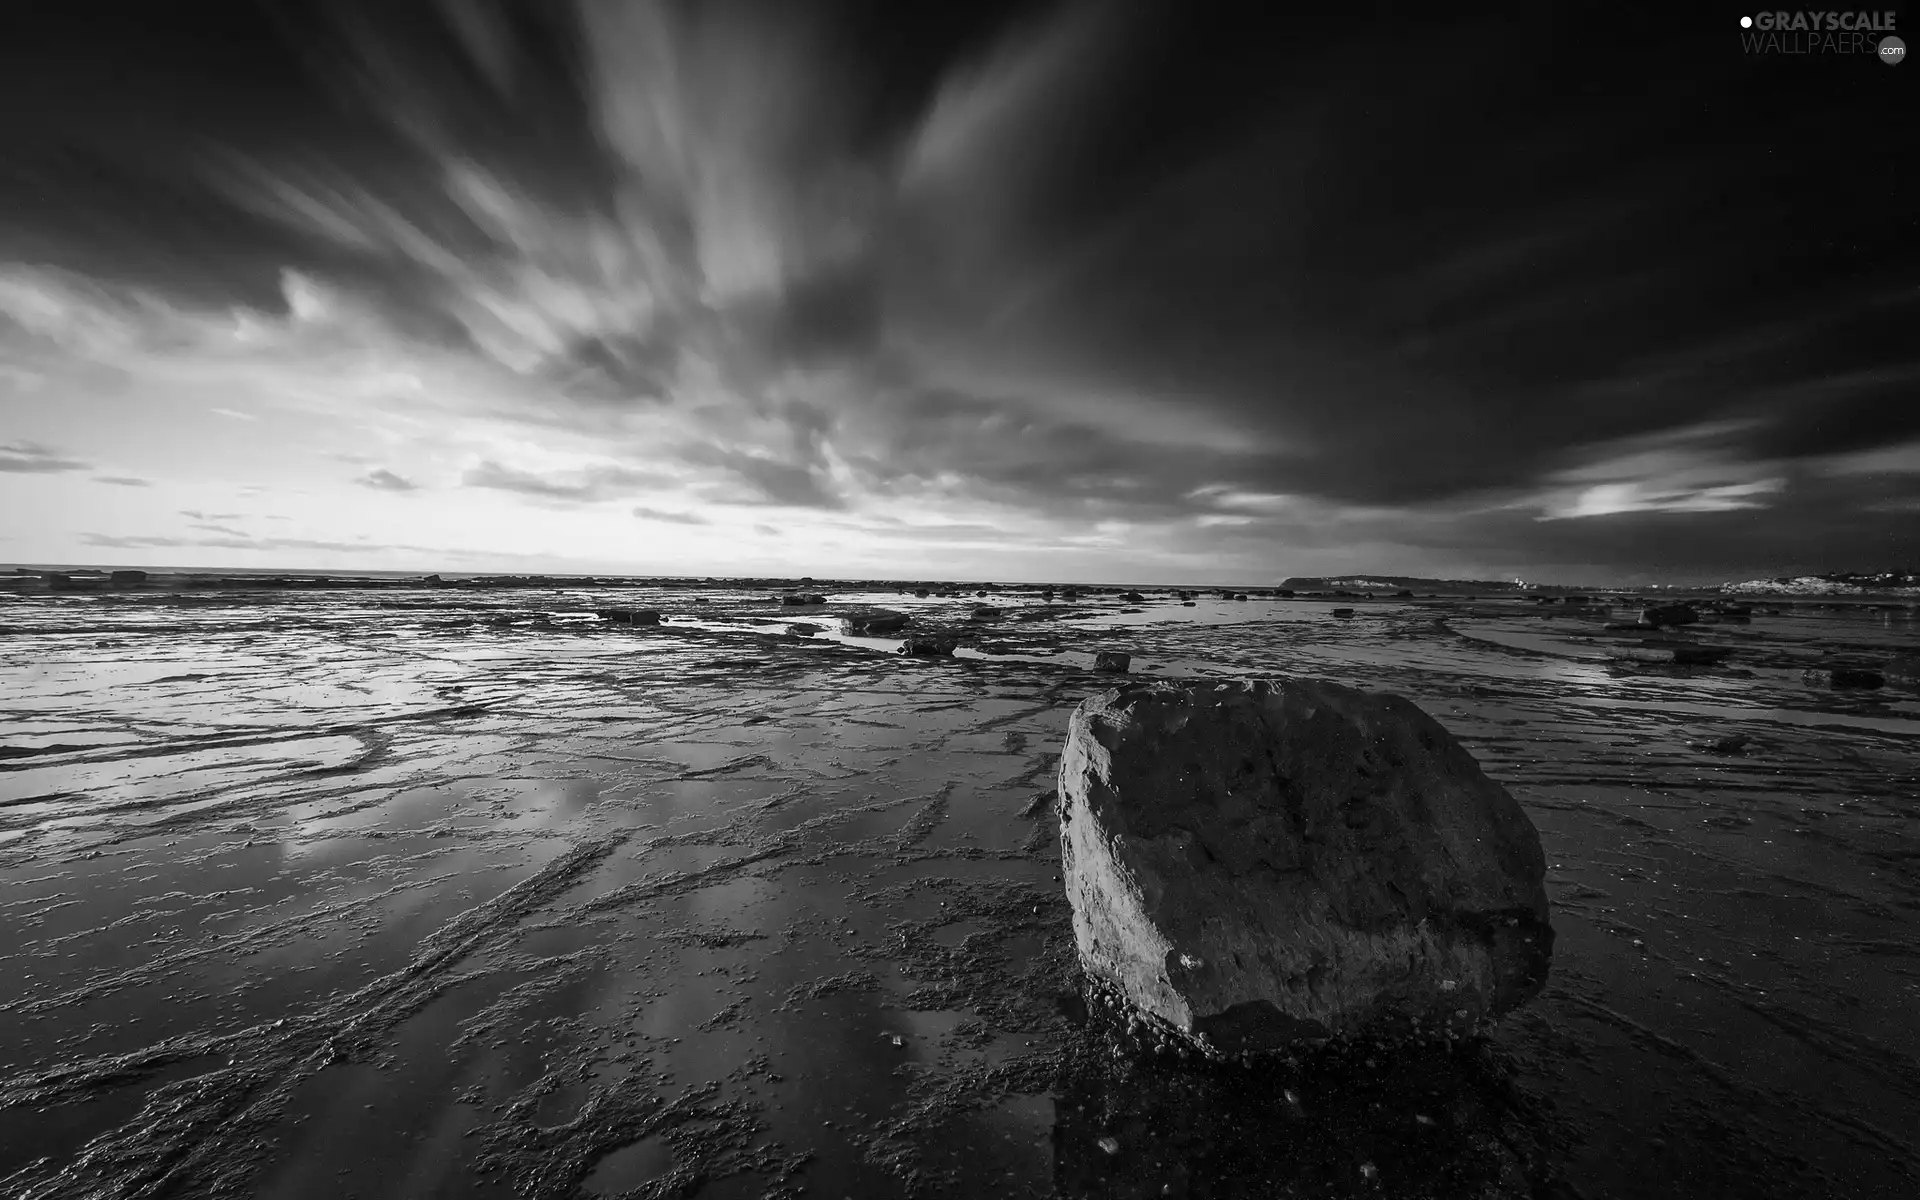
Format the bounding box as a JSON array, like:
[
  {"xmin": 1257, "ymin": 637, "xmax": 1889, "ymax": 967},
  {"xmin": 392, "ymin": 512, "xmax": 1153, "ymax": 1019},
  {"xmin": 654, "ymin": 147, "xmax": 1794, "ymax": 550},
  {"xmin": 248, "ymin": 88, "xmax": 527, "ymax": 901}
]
[{"xmin": 1, "ymin": 1, "xmax": 1916, "ymax": 586}]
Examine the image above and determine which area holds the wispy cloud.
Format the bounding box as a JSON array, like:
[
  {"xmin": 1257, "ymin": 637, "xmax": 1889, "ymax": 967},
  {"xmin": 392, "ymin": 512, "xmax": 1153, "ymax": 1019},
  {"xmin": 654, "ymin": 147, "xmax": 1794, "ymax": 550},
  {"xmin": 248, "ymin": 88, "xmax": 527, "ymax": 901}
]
[
  {"xmin": 92, "ymin": 475, "xmax": 152, "ymax": 487},
  {"xmin": 0, "ymin": 441, "xmax": 89, "ymax": 473},
  {"xmin": 630, "ymin": 506, "xmax": 709, "ymax": 525},
  {"xmin": 357, "ymin": 468, "xmax": 419, "ymax": 492},
  {"xmin": 463, "ymin": 460, "xmax": 672, "ymax": 503}
]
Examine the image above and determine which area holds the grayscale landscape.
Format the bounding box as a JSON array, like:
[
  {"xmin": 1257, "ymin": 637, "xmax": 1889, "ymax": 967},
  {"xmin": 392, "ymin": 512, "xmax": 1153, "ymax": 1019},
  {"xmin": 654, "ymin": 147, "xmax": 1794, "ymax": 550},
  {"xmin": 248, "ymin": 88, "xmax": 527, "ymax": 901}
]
[{"xmin": 2, "ymin": 2, "xmax": 1916, "ymax": 1196}]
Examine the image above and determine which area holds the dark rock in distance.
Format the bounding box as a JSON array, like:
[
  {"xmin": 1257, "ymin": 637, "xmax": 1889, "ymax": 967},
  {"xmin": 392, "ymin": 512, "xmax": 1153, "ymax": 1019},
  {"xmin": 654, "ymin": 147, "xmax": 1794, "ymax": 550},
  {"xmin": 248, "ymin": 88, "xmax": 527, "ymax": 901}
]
[
  {"xmin": 898, "ymin": 636, "xmax": 957, "ymax": 657},
  {"xmin": 844, "ymin": 610, "xmax": 910, "ymax": 635},
  {"xmin": 970, "ymin": 606, "xmax": 1002, "ymax": 622},
  {"xmin": 109, "ymin": 570, "xmax": 149, "ymax": 589},
  {"xmin": 781, "ymin": 592, "xmax": 827, "ymax": 606},
  {"xmin": 1637, "ymin": 604, "xmax": 1699, "ymax": 628},
  {"xmin": 1122, "ymin": 591, "xmax": 1145, "ymax": 602},
  {"xmin": 1671, "ymin": 644, "xmax": 1732, "ymax": 666},
  {"xmin": 1058, "ymin": 678, "xmax": 1552, "ymax": 1054},
  {"xmin": 1331, "ymin": 607, "xmax": 1355, "ymax": 618},
  {"xmin": 1803, "ymin": 667, "xmax": 1885, "ymax": 689},
  {"xmin": 597, "ymin": 608, "xmax": 662, "ymax": 625},
  {"xmin": 1093, "ymin": 651, "xmax": 1131, "ymax": 673}
]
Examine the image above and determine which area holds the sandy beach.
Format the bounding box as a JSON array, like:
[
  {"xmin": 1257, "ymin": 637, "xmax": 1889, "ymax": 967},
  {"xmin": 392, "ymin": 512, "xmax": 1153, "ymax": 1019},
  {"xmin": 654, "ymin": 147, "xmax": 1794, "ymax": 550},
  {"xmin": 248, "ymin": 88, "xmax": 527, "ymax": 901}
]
[{"xmin": 2, "ymin": 583, "xmax": 1917, "ymax": 1198}]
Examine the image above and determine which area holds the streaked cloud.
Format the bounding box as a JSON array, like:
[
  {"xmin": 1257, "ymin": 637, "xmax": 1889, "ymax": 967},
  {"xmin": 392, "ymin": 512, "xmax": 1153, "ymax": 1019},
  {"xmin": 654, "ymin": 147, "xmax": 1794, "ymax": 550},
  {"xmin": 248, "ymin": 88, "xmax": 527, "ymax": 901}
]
[
  {"xmin": 357, "ymin": 468, "xmax": 420, "ymax": 492},
  {"xmin": 0, "ymin": 442, "xmax": 89, "ymax": 474}
]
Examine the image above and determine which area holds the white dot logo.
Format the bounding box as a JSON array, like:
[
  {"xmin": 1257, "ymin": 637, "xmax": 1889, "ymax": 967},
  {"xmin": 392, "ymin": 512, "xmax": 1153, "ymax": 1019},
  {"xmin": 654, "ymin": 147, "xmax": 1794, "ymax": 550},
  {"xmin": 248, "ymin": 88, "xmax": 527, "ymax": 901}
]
[
  {"xmin": 1881, "ymin": 35, "xmax": 1907, "ymax": 64},
  {"xmin": 1740, "ymin": 15, "xmax": 1753, "ymax": 28}
]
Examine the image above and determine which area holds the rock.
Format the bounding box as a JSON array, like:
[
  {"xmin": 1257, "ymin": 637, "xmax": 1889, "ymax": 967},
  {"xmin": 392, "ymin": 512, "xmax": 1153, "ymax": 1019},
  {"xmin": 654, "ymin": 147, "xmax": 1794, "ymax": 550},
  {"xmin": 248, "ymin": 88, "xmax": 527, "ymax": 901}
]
[
  {"xmin": 1330, "ymin": 608, "xmax": 1355, "ymax": 618},
  {"xmin": 1636, "ymin": 604, "xmax": 1698, "ymax": 629},
  {"xmin": 970, "ymin": 606, "xmax": 1002, "ymax": 622},
  {"xmin": 1041, "ymin": 589, "xmax": 1057, "ymax": 600},
  {"xmin": 1233, "ymin": 593, "xmax": 1248, "ymax": 601},
  {"xmin": 1699, "ymin": 733, "xmax": 1750, "ymax": 755},
  {"xmin": 914, "ymin": 589, "xmax": 931, "ymax": 598},
  {"xmin": 842, "ymin": 610, "xmax": 910, "ymax": 636},
  {"xmin": 597, "ymin": 608, "xmax": 661, "ymax": 625},
  {"xmin": 1803, "ymin": 667, "xmax": 1885, "ymax": 690},
  {"xmin": 1063, "ymin": 589, "xmax": 1082, "ymax": 601},
  {"xmin": 109, "ymin": 570, "xmax": 149, "ymax": 589},
  {"xmin": 1093, "ymin": 651, "xmax": 1131, "ymax": 673},
  {"xmin": 1670, "ymin": 644, "xmax": 1732, "ymax": 666},
  {"xmin": 1122, "ymin": 591, "xmax": 1145, "ymax": 603},
  {"xmin": 787, "ymin": 622, "xmax": 824, "ymax": 636},
  {"xmin": 781, "ymin": 592, "xmax": 827, "ymax": 606},
  {"xmin": 1276, "ymin": 589, "xmax": 1295, "ymax": 598},
  {"xmin": 1182, "ymin": 601, "xmax": 1196, "ymax": 607},
  {"xmin": 898, "ymin": 637, "xmax": 957, "ymax": 658},
  {"xmin": 1058, "ymin": 678, "xmax": 1552, "ymax": 1053}
]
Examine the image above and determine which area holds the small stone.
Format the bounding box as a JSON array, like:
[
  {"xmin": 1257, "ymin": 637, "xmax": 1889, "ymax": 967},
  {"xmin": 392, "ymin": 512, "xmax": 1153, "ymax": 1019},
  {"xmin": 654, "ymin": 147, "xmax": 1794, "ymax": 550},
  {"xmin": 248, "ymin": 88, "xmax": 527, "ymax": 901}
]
[
  {"xmin": 1359, "ymin": 1162, "xmax": 1379, "ymax": 1182},
  {"xmin": 1097, "ymin": 1136, "xmax": 1120, "ymax": 1155}
]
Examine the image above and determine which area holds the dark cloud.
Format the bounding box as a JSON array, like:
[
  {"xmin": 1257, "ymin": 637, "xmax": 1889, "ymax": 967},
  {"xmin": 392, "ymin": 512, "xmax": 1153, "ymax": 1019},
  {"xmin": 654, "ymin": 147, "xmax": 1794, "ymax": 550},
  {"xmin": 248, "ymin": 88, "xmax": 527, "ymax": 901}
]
[
  {"xmin": 8, "ymin": 2, "xmax": 1917, "ymax": 581},
  {"xmin": 0, "ymin": 442, "xmax": 89, "ymax": 473},
  {"xmin": 357, "ymin": 468, "xmax": 419, "ymax": 492},
  {"xmin": 92, "ymin": 476, "xmax": 153, "ymax": 487}
]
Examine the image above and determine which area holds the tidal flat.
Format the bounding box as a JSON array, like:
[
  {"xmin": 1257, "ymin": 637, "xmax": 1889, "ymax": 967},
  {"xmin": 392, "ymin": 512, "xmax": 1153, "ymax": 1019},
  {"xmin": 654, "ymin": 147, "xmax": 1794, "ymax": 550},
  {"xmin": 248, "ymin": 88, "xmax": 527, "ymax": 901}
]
[{"xmin": 1, "ymin": 584, "xmax": 1916, "ymax": 1198}]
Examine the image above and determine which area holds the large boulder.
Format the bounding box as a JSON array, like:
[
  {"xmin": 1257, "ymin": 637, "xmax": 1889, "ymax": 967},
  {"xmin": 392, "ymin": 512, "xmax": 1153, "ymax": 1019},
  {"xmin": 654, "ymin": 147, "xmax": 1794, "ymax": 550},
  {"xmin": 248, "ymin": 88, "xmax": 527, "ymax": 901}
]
[{"xmin": 1058, "ymin": 679, "xmax": 1552, "ymax": 1055}]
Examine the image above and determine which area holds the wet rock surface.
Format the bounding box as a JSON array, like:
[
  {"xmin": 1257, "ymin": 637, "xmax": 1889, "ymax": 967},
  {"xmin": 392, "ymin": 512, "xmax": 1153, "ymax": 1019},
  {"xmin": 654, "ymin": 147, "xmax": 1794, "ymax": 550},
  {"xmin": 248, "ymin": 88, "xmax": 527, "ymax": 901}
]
[
  {"xmin": 1059, "ymin": 679, "xmax": 1551, "ymax": 1052},
  {"xmin": 0, "ymin": 584, "xmax": 1915, "ymax": 1197}
]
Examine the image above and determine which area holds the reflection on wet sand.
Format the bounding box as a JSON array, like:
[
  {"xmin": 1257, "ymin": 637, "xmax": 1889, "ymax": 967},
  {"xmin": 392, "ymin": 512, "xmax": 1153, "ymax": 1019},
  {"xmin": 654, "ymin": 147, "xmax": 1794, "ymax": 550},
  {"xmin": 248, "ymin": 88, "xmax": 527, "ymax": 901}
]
[{"xmin": 0, "ymin": 584, "xmax": 1916, "ymax": 1197}]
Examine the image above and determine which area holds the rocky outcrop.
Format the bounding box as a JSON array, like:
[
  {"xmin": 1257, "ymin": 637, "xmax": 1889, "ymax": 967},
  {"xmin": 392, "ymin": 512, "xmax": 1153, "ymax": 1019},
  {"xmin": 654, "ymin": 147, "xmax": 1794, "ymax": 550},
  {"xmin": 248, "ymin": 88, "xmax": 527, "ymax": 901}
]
[
  {"xmin": 781, "ymin": 592, "xmax": 827, "ymax": 606},
  {"xmin": 1058, "ymin": 678, "xmax": 1552, "ymax": 1054},
  {"xmin": 1093, "ymin": 651, "xmax": 1131, "ymax": 673}
]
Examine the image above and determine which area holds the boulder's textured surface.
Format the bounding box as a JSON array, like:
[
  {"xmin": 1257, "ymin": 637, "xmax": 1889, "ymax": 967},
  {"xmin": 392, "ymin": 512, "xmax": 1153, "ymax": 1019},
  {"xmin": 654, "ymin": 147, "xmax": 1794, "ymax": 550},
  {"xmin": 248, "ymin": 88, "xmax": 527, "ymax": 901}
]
[
  {"xmin": 1058, "ymin": 678, "xmax": 1552, "ymax": 1053},
  {"xmin": 1093, "ymin": 651, "xmax": 1131, "ymax": 673}
]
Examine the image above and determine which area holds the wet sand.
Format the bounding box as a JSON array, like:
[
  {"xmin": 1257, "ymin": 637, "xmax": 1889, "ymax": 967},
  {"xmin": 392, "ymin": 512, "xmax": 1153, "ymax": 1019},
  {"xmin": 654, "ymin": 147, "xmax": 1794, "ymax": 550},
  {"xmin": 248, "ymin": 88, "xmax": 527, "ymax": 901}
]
[{"xmin": 1, "ymin": 585, "xmax": 1916, "ymax": 1197}]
